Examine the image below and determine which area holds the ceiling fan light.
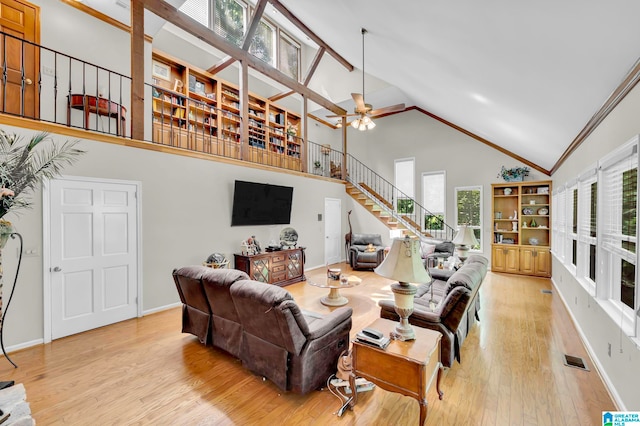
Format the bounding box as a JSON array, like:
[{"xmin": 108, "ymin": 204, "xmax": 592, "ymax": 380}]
[
  {"xmin": 351, "ymin": 119, "xmax": 360, "ymax": 129},
  {"xmin": 367, "ymin": 120, "xmax": 376, "ymax": 130},
  {"xmin": 336, "ymin": 121, "xmax": 342, "ymax": 128},
  {"xmin": 361, "ymin": 115, "xmax": 371, "ymax": 125},
  {"xmin": 358, "ymin": 122, "xmax": 367, "ymax": 131}
]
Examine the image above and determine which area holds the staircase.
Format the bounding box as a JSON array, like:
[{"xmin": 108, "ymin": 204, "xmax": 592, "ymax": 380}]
[{"xmin": 344, "ymin": 154, "xmax": 456, "ymax": 242}]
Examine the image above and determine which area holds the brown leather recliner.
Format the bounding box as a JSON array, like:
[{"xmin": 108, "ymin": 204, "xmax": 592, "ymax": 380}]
[
  {"xmin": 173, "ymin": 266, "xmax": 352, "ymax": 394},
  {"xmin": 348, "ymin": 233, "xmax": 386, "ymax": 270}
]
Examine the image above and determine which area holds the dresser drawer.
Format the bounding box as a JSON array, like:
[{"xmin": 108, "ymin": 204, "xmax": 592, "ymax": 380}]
[
  {"xmin": 271, "ymin": 254, "xmax": 286, "ymax": 263},
  {"xmin": 272, "ymin": 264, "xmax": 286, "ymax": 273}
]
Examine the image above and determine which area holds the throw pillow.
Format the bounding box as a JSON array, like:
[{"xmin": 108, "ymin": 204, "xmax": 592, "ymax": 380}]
[{"xmin": 421, "ymin": 242, "xmax": 436, "ymax": 259}]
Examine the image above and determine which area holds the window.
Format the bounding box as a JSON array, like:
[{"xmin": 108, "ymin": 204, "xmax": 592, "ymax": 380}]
[
  {"xmin": 249, "ymin": 20, "xmax": 276, "ymax": 65},
  {"xmin": 279, "ymin": 33, "xmax": 300, "ymax": 81},
  {"xmin": 394, "ymin": 158, "xmax": 415, "ymax": 214},
  {"xmin": 455, "ymin": 186, "xmax": 482, "ymax": 250},
  {"xmin": 598, "ymin": 137, "xmax": 638, "ymax": 335},
  {"xmin": 566, "ymin": 181, "xmax": 578, "ymax": 271},
  {"xmin": 577, "ymin": 167, "xmax": 597, "ymax": 293},
  {"xmin": 552, "ymin": 186, "xmax": 566, "ymax": 262},
  {"xmin": 214, "ymin": 0, "xmax": 246, "ymax": 47},
  {"xmin": 179, "ymin": 0, "xmax": 210, "ymax": 27},
  {"xmin": 422, "ymin": 171, "xmax": 445, "ymax": 237}
]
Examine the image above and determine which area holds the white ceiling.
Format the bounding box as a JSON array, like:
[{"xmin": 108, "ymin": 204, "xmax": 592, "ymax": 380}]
[
  {"xmin": 279, "ymin": 0, "xmax": 640, "ymax": 172},
  {"xmin": 84, "ymin": 0, "xmax": 640, "ymax": 172}
]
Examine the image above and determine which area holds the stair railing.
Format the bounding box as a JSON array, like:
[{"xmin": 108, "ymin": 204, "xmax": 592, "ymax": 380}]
[{"xmin": 346, "ymin": 153, "xmax": 456, "ymax": 241}]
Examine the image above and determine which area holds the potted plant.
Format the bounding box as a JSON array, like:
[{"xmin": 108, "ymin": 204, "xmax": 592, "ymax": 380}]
[
  {"xmin": 0, "ymin": 130, "xmax": 84, "ymax": 355},
  {"xmin": 497, "ymin": 166, "xmax": 530, "ymax": 182}
]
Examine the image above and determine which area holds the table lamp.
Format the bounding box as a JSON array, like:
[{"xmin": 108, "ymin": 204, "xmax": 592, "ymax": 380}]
[
  {"xmin": 452, "ymin": 225, "xmax": 479, "ymax": 261},
  {"xmin": 374, "ymin": 236, "xmax": 431, "ymax": 341}
]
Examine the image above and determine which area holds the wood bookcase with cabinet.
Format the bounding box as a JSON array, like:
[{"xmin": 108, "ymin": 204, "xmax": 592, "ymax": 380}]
[
  {"xmin": 151, "ymin": 51, "xmax": 304, "ymax": 169},
  {"xmin": 491, "ymin": 180, "xmax": 552, "ymax": 277}
]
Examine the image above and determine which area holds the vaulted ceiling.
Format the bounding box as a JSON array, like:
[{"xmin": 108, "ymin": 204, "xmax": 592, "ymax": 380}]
[{"xmin": 81, "ymin": 0, "xmax": 640, "ymax": 173}]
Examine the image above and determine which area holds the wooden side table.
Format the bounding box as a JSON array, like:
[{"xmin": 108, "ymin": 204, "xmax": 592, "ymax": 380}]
[
  {"xmin": 67, "ymin": 94, "xmax": 127, "ymax": 136},
  {"xmin": 349, "ymin": 318, "xmax": 443, "ymax": 425}
]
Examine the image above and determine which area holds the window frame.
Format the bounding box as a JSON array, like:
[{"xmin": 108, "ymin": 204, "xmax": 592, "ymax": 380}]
[
  {"xmin": 454, "ymin": 185, "xmax": 483, "ymax": 252},
  {"xmin": 577, "ymin": 166, "xmax": 598, "ymax": 296},
  {"xmin": 394, "ymin": 157, "xmax": 415, "ymax": 215},
  {"xmin": 596, "ymin": 135, "xmax": 639, "ymax": 339},
  {"xmin": 565, "ymin": 179, "xmax": 578, "ymax": 275},
  {"xmin": 421, "ymin": 171, "xmax": 446, "ymax": 239},
  {"xmin": 279, "ymin": 31, "xmax": 301, "ymax": 82},
  {"xmin": 249, "ymin": 18, "xmax": 277, "ymax": 66}
]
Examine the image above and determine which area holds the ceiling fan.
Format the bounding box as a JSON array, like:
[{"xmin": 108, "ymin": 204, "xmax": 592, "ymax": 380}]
[{"xmin": 328, "ymin": 28, "xmax": 405, "ymax": 130}]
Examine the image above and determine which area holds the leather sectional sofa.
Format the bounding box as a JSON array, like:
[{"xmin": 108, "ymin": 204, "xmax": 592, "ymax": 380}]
[
  {"xmin": 379, "ymin": 255, "xmax": 488, "ymax": 368},
  {"xmin": 172, "ymin": 266, "xmax": 352, "ymax": 394}
]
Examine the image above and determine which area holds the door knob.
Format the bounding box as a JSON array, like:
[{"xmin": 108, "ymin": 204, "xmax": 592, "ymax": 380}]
[
  {"xmin": 24, "ymin": 78, "xmax": 33, "ymax": 85},
  {"xmin": 51, "ymin": 266, "xmax": 62, "ymax": 272}
]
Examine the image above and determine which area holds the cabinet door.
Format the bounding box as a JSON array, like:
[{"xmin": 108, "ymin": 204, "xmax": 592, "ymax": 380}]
[
  {"xmin": 286, "ymin": 250, "xmax": 303, "ymax": 279},
  {"xmin": 492, "ymin": 245, "xmax": 506, "ymax": 272},
  {"xmin": 250, "ymin": 257, "xmax": 270, "ymax": 282},
  {"xmin": 519, "ymin": 247, "xmax": 535, "ymax": 274},
  {"xmin": 504, "ymin": 247, "xmax": 520, "ymax": 273},
  {"xmin": 534, "ymin": 248, "xmax": 551, "ymax": 277}
]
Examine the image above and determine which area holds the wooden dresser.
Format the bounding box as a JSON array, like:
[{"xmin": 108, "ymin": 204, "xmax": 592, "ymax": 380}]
[{"xmin": 234, "ymin": 247, "xmax": 305, "ymax": 287}]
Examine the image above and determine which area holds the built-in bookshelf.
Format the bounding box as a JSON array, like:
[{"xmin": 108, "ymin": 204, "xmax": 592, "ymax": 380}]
[{"xmin": 151, "ymin": 51, "xmax": 304, "ymax": 169}]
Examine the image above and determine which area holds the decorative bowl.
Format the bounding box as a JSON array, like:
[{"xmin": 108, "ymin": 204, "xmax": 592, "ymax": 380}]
[
  {"xmin": 537, "ymin": 207, "xmax": 549, "ymax": 215},
  {"xmin": 528, "ymin": 238, "xmax": 539, "ymax": 246},
  {"xmin": 522, "ymin": 207, "xmax": 534, "ymax": 215}
]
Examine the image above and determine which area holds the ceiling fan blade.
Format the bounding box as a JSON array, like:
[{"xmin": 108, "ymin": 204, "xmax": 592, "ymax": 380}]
[
  {"xmin": 351, "ymin": 93, "xmax": 366, "ymax": 112},
  {"xmin": 327, "ymin": 113, "xmax": 360, "ymax": 118},
  {"xmin": 369, "ymin": 103, "xmax": 406, "ymax": 116}
]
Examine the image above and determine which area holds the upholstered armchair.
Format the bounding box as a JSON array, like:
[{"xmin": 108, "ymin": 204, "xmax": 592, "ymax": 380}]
[
  {"xmin": 423, "ymin": 240, "xmax": 455, "ymax": 268},
  {"xmin": 348, "ymin": 233, "xmax": 386, "ymax": 270}
]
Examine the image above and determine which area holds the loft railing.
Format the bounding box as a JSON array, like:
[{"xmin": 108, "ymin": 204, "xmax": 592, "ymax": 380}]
[
  {"xmin": 346, "ymin": 153, "xmax": 456, "ymax": 241},
  {"xmin": 0, "ymin": 30, "xmax": 335, "ymax": 178}
]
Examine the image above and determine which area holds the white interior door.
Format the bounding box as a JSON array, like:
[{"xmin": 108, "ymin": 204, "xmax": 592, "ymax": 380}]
[
  {"xmin": 48, "ymin": 177, "xmax": 139, "ymax": 340},
  {"xmin": 324, "ymin": 198, "xmax": 341, "ymax": 265}
]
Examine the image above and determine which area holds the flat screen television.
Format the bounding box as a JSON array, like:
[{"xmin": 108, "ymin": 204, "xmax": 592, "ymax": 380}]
[{"xmin": 231, "ymin": 180, "xmax": 294, "ymax": 226}]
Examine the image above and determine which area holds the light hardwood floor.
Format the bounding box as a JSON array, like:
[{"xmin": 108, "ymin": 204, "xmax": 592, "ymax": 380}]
[{"xmin": 1, "ymin": 263, "xmax": 615, "ymax": 425}]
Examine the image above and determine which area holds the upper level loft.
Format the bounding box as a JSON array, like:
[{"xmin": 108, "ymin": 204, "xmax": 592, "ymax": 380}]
[{"xmin": 0, "ymin": 29, "xmax": 345, "ymax": 181}]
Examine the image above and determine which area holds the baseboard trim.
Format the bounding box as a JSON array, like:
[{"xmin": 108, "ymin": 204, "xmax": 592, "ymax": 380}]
[
  {"xmin": 4, "ymin": 338, "xmax": 44, "ymax": 354},
  {"xmin": 550, "ymin": 276, "xmax": 625, "ymax": 411},
  {"xmin": 143, "ymin": 302, "xmax": 181, "ymax": 316}
]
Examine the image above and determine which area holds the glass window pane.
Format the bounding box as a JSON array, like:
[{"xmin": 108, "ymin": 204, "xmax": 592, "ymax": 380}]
[
  {"xmin": 589, "ymin": 243, "xmax": 596, "ymax": 282},
  {"xmin": 250, "ymin": 21, "xmax": 275, "ymax": 65},
  {"xmin": 621, "ymin": 259, "xmax": 635, "ymax": 309},
  {"xmin": 590, "ymin": 182, "xmax": 597, "ymax": 238},
  {"xmin": 622, "ymin": 167, "xmax": 637, "ymax": 238},
  {"xmin": 214, "ymin": 0, "xmax": 245, "ymax": 47},
  {"xmin": 457, "ymin": 190, "xmax": 480, "ymax": 226},
  {"xmin": 179, "ymin": 0, "xmax": 209, "ymax": 27},
  {"xmin": 572, "ymin": 188, "xmax": 578, "ymax": 234},
  {"xmin": 279, "ymin": 35, "xmax": 299, "ymax": 81}
]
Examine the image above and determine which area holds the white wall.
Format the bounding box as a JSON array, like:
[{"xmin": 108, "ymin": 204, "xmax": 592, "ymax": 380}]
[
  {"xmin": 0, "ymin": 125, "xmax": 347, "ymax": 348},
  {"xmin": 551, "ymin": 83, "xmax": 640, "ymax": 410},
  {"xmin": 344, "ymin": 109, "xmax": 541, "ymax": 258}
]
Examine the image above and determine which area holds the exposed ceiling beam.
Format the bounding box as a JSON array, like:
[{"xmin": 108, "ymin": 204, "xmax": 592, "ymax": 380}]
[
  {"xmin": 269, "ymin": 46, "xmax": 326, "ymax": 101},
  {"xmin": 303, "ymin": 46, "xmax": 325, "ymax": 86},
  {"xmin": 242, "ymin": 0, "xmax": 268, "ymax": 50},
  {"xmin": 207, "ymin": 56, "xmax": 236, "ymax": 75},
  {"xmin": 551, "ymin": 56, "xmax": 640, "ymax": 175},
  {"xmin": 206, "ymin": 0, "xmax": 267, "ymax": 75},
  {"xmin": 268, "ymin": 0, "xmax": 354, "ymax": 72},
  {"xmin": 269, "ymin": 90, "xmax": 294, "ymax": 102},
  {"xmin": 144, "ymin": 0, "xmax": 346, "ymax": 115}
]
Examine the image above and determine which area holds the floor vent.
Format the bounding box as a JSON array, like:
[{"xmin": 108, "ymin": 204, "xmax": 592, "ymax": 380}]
[
  {"xmin": 541, "ymin": 289, "xmax": 553, "ymax": 294},
  {"xmin": 563, "ymin": 354, "xmax": 589, "ymax": 371}
]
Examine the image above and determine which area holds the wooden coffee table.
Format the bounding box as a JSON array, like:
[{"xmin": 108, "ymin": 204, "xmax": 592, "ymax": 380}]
[
  {"xmin": 349, "ymin": 318, "xmax": 443, "ymax": 425},
  {"xmin": 307, "ymin": 278, "xmax": 360, "ymax": 306}
]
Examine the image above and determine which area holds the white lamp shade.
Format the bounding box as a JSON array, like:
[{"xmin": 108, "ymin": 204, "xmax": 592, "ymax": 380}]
[
  {"xmin": 452, "ymin": 225, "xmax": 479, "ymax": 247},
  {"xmin": 374, "ymin": 237, "xmax": 430, "ymax": 284}
]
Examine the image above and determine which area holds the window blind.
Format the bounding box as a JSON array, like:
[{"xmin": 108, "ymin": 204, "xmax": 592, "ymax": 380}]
[{"xmin": 179, "ymin": 0, "xmax": 209, "ymax": 27}]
